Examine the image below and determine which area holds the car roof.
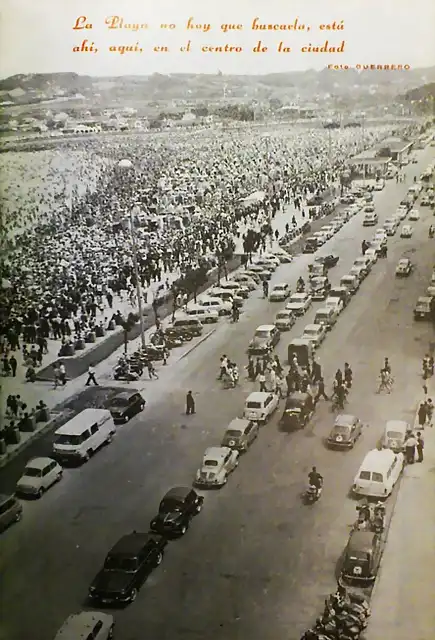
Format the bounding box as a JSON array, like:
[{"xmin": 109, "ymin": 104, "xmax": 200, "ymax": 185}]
[
  {"xmin": 273, "ymin": 282, "xmax": 288, "ymax": 288},
  {"xmin": 25, "ymin": 457, "xmax": 55, "ymax": 470},
  {"xmin": 162, "ymin": 486, "xmax": 192, "ymax": 501},
  {"xmin": 109, "ymin": 532, "xmax": 157, "ymax": 556},
  {"xmin": 359, "ymin": 448, "xmax": 398, "ymax": 472},
  {"xmin": 256, "ymin": 324, "xmax": 275, "ymax": 331},
  {"xmin": 226, "ymin": 417, "xmax": 251, "ymax": 431},
  {"xmin": 112, "ymin": 390, "xmax": 138, "ymax": 401},
  {"xmin": 304, "ymin": 324, "xmax": 322, "ymax": 331},
  {"xmin": 347, "ymin": 530, "xmax": 377, "ymax": 552},
  {"xmin": 55, "ymin": 612, "xmax": 113, "ymax": 640},
  {"xmin": 335, "ymin": 414, "xmax": 357, "ymax": 427},
  {"xmin": 385, "ymin": 420, "xmax": 408, "ymax": 430},
  {"xmin": 398, "ymin": 258, "xmax": 409, "ymax": 263},
  {"xmin": 418, "ymin": 296, "xmax": 431, "ymax": 302},
  {"xmin": 286, "ymin": 391, "xmax": 311, "ymax": 404},
  {"xmin": 289, "ymin": 338, "xmax": 311, "ymax": 346},
  {"xmin": 204, "ymin": 446, "xmax": 229, "ymax": 458},
  {"xmin": 246, "ymin": 391, "xmax": 270, "ymax": 401},
  {"xmin": 291, "ymin": 293, "xmax": 307, "ymax": 299},
  {"xmin": 55, "ymin": 409, "xmax": 110, "ymax": 436}
]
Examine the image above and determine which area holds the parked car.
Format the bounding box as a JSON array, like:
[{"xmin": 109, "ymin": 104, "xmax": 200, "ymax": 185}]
[
  {"xmin": 353, "ymin": 256, "xmax": 372, "ymax": 276},
  {"xmin": 88, "ymin": 532, "xmax": 167, "ymax": 604},
  {"xmin": 16, "ymin": 457, "xmax": 63, "ymax": 498},
  {"xmin": 195, "ymin": 447, "xmax": 239, "ymax": 487},
  {"xmin": 414, "ymin": 296, "xmax": 433, "ymax": 320},
  {"xmin": 0, "ymin": 493, "xmax": 22, "ymax": 532},
  {"xmin": 243, "ymin": 391, "xmax": 279, "ymax": 424},
  {"xmin": 317, "ymin": 253, "xmax": 340, "ymax": 268},
  {"xmin": 286, "ymin": 292, "xmax": 312, "ymax": 316},
  {"xmin": 408, "ymin": 208, "xmax": 420, "ymax": 221},
  {"xmin": 232, "ymin": 273, "xmax": 257, "ymax": 290},
  {"xmin": 363, "ymin": 203, "xmax": 376, "ymax": 213},
  {"xmin": 364, "ymin": 248, "xmax": 378, "ymax": 264},
  {"xmin": 186, "ymin": 305, "xmax": 219, "ymax": 324},
  {"xmin": 302, "ymin": 323, "xmax": 327, "ymax": 348},
  {"xmin": 395, "ymin": 205, "xmax": 408, "ymax": 220},
  {"xmin": 248, "ymin": 324, "xmax": 280, "ymax": 355},
  {"xmin": 395, "ymin": 257, "xmax": 413, "ymax": 277},
  {"xmin": 326, "ymin": 414, "xmax": 363, "ymax": 449},
  {"xmin": 274, "ymin": 309, "xmax": 296, "ymax": 331},
  {"xmin": 363, "ymin": 212, "xmax": 378, "ymax": 226},
  {"xmin": 109, "ymin": 391, "xmax": 146, "ymax": 423},
  {"xmin": 149, "ymin": 487, "xmax": 203, "ymax": 536},
  {"xmin": 269, "ymin": 248, "xmax": 292, "ymax": 264},
  {"xmin": 339, "ymin": 531, "xmax": 382, "ymax": 586},
  {"xmin": 221, "ymin": 417, "xmax": 259, "ymax": 452},
  {"xmin": 210, "ymin": 287, "xmax": 243, "ymax": 308},
  {"xmin": 269, "ymin": 283, "xmax": 290, "ymax": 301},
  {"xmin": 400, "ymin": 224, "xmax": 413, "ymax": 238},
  {"xmin": 199, "ymin": 296, "xmax": 231, "ymax": 316},
  {"xmin": 381, "ymin": 420, "xmax": 410, "ymax": 453},
  {"xmin": 303, "ymin": 237, "xmax": 319, "ymax": 253},
  {"xmin": 54, "ymin": 612, "xmax": 114, "ymax": 640}
]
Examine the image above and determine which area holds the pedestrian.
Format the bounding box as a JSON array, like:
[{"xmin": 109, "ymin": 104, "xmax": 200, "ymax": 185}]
[
  {"xmin": 246, "ymin": 357, "xmax": 255, "ymax": 381},
  {"xmin": 53, "ymin": 363, "xmax": 60, "ymax": 389},
  {"xmin": 9, "ymin": 355, "xmax": 17, "ymax": 377},
  {"xmin": 404, "ymin": 433, "xmax": 417, "ymax": 464},
  {"xmin": 59, "ymin": 362, "xmax": 67, "ymax": 386},
  {"xmin": 258, "ymin": 371, "xmax": 267, "ymax": 392},
  {"xmin": 426, "ymin": 398, "xmax": 433, "ymax": 426},
  {"xmin": 85, "ymin": 364, "xmax": 98, "ymax": 386},
  {"xmin": 344, "ymin": 363, "xmax": 353, "ymax": 389},
  {"xmin": 186, "ymin": 390, "xmax": 195, "ymax": 415},
  {"xmin": 147, "ymin": 361, "xmax": 159, "ymax": 379},
  {"xmin": 416, "ymin": 431, "xmax": 424, "ymax": 462},
  {"xmin": 315, "ymin": 376, "xmax": 329, "ymax": 402},
  {"xmin": 418, "ymin": 402, "xmax": 427, "ymax": 429},
  {"xmin": 335, "ymin": 368, "xmax": 343, "ymax": 387},
  {"xmin": 162, "ymin": 346, "xmax": 169, "ymax": 365},
  {"xmin": 254, "ymin": 358, "xmax": 263, "ymax": 380}
]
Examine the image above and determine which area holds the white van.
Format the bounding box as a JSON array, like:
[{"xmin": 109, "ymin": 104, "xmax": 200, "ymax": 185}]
[
  {"xmin": 314, "ymin": 306, "xmax": 337, "ymax": 329},
  {"xmin": 53, "ymin": 409, "xmax": 115, "ymax": 463},
  {"xmin": 382, "ymin": 420, "xmax": 410, "ymax": 453},
  {"xmin": 352, "ymin": 448, "xmax": 404, "ymax": 498}
]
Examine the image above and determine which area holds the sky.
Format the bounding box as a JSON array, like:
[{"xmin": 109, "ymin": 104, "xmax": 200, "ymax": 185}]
[{"xmin": 0, "ymin": 0, "xmax": 434, "ymax": 78}]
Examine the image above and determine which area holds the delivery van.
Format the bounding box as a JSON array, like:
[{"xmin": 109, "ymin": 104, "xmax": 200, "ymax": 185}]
[
  {"xmin": 352, "ymin": 448, "xmax": 404, "ymax": 498},
  {"xmin": 53, "ymin": 409, "xmax": 115, "ymax": 463}
]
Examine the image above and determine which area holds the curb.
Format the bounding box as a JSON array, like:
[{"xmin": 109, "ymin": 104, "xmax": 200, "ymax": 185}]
[{"xmin": 179, "ymin": 328, "xmax": 218, "ymax": 360}]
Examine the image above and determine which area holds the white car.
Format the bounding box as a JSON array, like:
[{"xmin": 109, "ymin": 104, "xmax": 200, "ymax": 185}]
[
  {"xmin": 195, "ymin": 447, "xmax": 239, "ymax": 487},
  {"xmin": 302, "ymin": 323, "xmax": 327, "ymax": 348},
  {"xmin": 353, "ymin": 256, "xmax": 372, "ymax": 275},
  {"xmin": 395, "ymin": 206, "xmax": 408, "ymax": 220},
  {"xmin": 349, "ymin": 265, "xmax": 366, "ymax": 282},
  {"xmin": 54, "ymin": 612, "xmax": 114, "ymax": 640},
  {"xmin": 363, "ymin": 212, "xmax": 378, "ymax": 226},
  {"xmin": 253, "ymin": 258, "xmax": 278, "ymax": 271},
  {"xmin": 199, "ymin": 296, "xmax": 231, "ymax": 315},
  {"xmin": 286, "ymin": 292, "xmax": 312, "ymax": 316},
  {"xmin": 408, "ymin": 209, "xmax": 420, "ymax": 221},
  {"xmin": 274, "ymin": 309, "xmax": 296, "ymax": 331},
  {"xmin": 16, "ymin": 457, "xmax": 63, "ymax": 498},
  {"xmin": 395, "ymin": 257, "xmax": 413, "ymax": 276},
  {"xmin": 373, "ymin": 181, "xmax": 385, "ymax": 191},
  {"xmin": 383, "ymin": 221, "xmax": 397, "ymax": 236},
  {"xmin": 325, "ymin": 296, "xmax": 344, "ymax": 314},
  {"xmin": 186, "ymin": 305, "xmax": 219, "ymax": 324},
  {"xmin": 347, "ymin": 204, "xmax": 361, "ymax": 216},
  {"xmin": 261, "ymin": 253, "xmax": 281, "ymax": 267},
  {"xmin": 269, "ymin": 249, "xmax": 292, "ymax": 264},
  {"xmin": 243, "ymin": 391, "xmax": 279, "ymax": 424},
  {"xmin": 232, "ymin": 273, "xmax": 257, "ymax": 290},
  {"xmin": 269, "ymin": 283, "xmax": 290, "ymax": 301},
  {"xmin": 321, "ymin": 225, "xmax": 335, "ymax": 239},
  {"xmin": 364, "ymin": 248, "xmax": 378, "ymax": 265},
  {"xmin": 400, "ymin": 225, "xmax": 413, "ymax": 238}
]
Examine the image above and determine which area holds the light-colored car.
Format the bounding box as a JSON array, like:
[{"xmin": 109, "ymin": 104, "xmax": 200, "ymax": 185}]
[
  {"xmin": 373, "ymin": 181, "xmax": 385, "ymax": 191},
  {"xmin": 286, "ymin": 292, "xmax": 312, "ymax": 316},
  {"xmin": 221, "ymin": 418, "xmax": 259, "ymax": 452},
  {"xmin": 363, "ymin": 212, "xmax": 378, "ymax": 226},
  {"xmin": 248, "ymin": 324, "xmax": 280, "ymax": 355},
  {"xmin": 274, "ymin": 309, "xmax": 296, "ymax": 331},
  {"xmin": 374, "ymin": 228, "xmax": 387, "ymax": 239},
  {"xmin": 395, "ymin": 206, "xmax": 408, "ymax": 220},
  {"xmin": 383, "ymin": 221, "xmax": 397, "ymax": 236},
  {"xmin": 269, "ymin": 249, "xmax": 292, "ymax": 264},
  {"xmin": 408, "ymin": 209, "xmax": 420, "ymax": 221},
  {"xmin": 232, "ymin": 273, "xmax": 257, "ymax": 290},
  {"xmin": 210, "ymin": 287, "xmax": 243, "ymax": 307},
  {"xmin": 243, "ymin": 391, "xmax": 279, "ymax": 424},
  {"xmin": 325, "ymin": 296, "xmax": 344, "ymax": 315},
  {"xmin": 353, "ymin": 256, "xmax": 372, "ymax": 275},
  {"xmin": 245, "ymin": 266, "xmax": 272, "ymax": 281},
  {"xmin": 199, "ymin": 296, "xmax": 231, "ymax": 315},
  {"xmin": 16, "ymin": 457, "xmax": 62, "ymax": 498},
  {"xmin": 54, "ymin": 612, "xmax": 114, "ymax": 640},
  {"xmin": 364, "ymin": 248, "xmax": 378, "ymax": 264},
  {"xmin": 395, "ymin": 257, "xmax": 413, "ymax": 277},
  {"xmin": 349, "ymin": 265, "xmax": 366, "ymax": 282},
  {"xmin": 261, "ymin": 253, "xmax": 281, "ymax": 267},
  {"xmin": 269, "ymin": 283, "xmax": 290, "ymax": 301},
  {"xmin": 427, "ymin": 285, "xmax": 435, "ymax": 298},
  {"xmin": 254, "ymin": 257, "xmax": 278, "ymax": 271},
  {"xmin": 363, "ymin": 203, "xmax": 376, "ymax": 213},
  {"xmin": 302, "ymin": 323, "xmax": 327, "ymax": 348},
  {"xmin": 186, "ymin": 305, "xmax": 219, "ymax": 324},
  {"xmin": 195, "ymin": 446, "xmax": 239, "ymax": 487},
  {"xmin": 321, "ymin": 225, "xmax": 335, "ymax": 239},
  {"xmin": 400, "ymin": 225, "xmax": 413, "ymax": 238}
]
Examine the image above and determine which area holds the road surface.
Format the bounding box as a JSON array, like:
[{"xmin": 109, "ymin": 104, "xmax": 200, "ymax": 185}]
[{"xmin": 1, "ymin": 145, "xmax": 434, "ymax": 640}]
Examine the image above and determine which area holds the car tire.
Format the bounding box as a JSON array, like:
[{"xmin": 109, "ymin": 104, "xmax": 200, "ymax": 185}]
[
  {"xmin": 108, "ymin": 624, "xmax": 115, "ymax": 639},
  {"xmin": 130, "ymin": 588, "xmax": 138, "ymax": 602},
  {"xmin": 179, "ymin": 524, "xmax": 188, "ymax": 535},
  {"xmin": 37, "ymin": 488, "xmax": 44, "ymax": 499},
  {"xmin": 155, "ymin": 551, "xmax": 163, "ymax": 566}
]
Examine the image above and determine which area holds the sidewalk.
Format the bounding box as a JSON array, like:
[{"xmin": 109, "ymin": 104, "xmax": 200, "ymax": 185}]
[{"xmin": 365, "ymin": 396, "xmax": 435, "ymax": 640}]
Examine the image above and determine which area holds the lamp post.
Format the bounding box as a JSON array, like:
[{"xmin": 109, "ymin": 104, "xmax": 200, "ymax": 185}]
[{"xmin": 117, "ymin": 159, "xmax": 146, "ymax": 349}]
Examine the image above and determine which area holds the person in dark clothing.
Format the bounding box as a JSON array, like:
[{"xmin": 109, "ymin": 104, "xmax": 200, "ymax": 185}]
[
  {"xmin": 335, "ymin": 368, "xmax": 343, "ymax": 387},
  {"xmin": 186, "ymin": 390, "xmax": 195, "ymax": 415},
  {"xmin": 9, "ymin": 355, "xmax": 17, "ymax": 377},
  {"xmin": 85, "ymin": 365, "xmax": 98, "ymax": 386},
  {"xmin": 416, "ymin": 432, "xmax": 424, "ymax": 462},
  {"xmin": 344, "ymin": 362, "xmax": 353, "ymax": 388},
  {"xmin": 311, "ymin": 360, "xmax": 322, "ymax": 383},
  {"xmin": 315, "ymin": 376, "xmax": 329, "ymax": 401}
]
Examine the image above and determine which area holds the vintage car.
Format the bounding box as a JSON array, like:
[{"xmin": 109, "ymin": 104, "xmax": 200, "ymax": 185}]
[
  {"xmin": 149, "ymin": 486, "xmax": 203, "ymax": 536},
  {"xmin": 248, "ymin": 324, "xmax": 280, "ymax": 355},
  {"xmin": 279, "ymin": 391, "xmax": 315, "ymax": 431},
  {"xmin": 325, "ymin": 296, "xmax": 345, "ymax": 315},
  {"xmin": 16, "ymin": 457, "xmax": 63, "ymax": 498},
  {"xmin": 395, "ymin": 257, "xmax": 413, "ymax": 277},
  {"xmin": 195, "ymin": 447, "xmax": 239, "ymax": 487},
  {"xmin": 339, "ymin": 530, "xmax": 382, "ymax": 586},
  {"xmin": 108, "ymin": 390, "xmax": 146, "ymax": 423},
  {"xmin": 414, "ymin": 296, "xmax": 432, "ymax": 320},
  {"xmin": 381, "ymin": 419, "xmax": 410, "ymax": 453},
  {"xmin": 302, "ymin": 323, "xmax": 327, "ymax": 349},
  {"xmin": 243, "ymin": 391, "xmax": 280, "ymax": 423},
  {"xmin": 186, "ymin": 305, "xmax": 220, "ymax": 324},
  {"xmin": 54, "ymin": 613, "xmax": 114, "ymax": 640},
  {"xmin": 400, "ymin": 224, "xmax": 413, "ymax": 238},
  {"xmin": 408, "ymin": 208, "xmax": 420, "ymax": 221},
  {"xmin": 287, "ymin": 339, "xmax": 314, "ymax": 371},
  {"xmin": 286, "ymin": 292, "xmax": 312, "ymax": 316},
  {"xmin": 221, "ymin": 417, "xmax": 259, "ymax": 452},
  {"xmin": 326, "ymin": 414, "xmax": 363, "ymax": 449},
  {"xmin": 274, "ymin": 309, "xmax": 296, "ymax": 331},
  {"xmin": 310, "ymin": 276, "xmax": 331, "ymax": 301},
  {"xmin": 269, "ymin": 283, "xmax": 291, "ymax": 302},
  {"xmin": 308, "ymin": 261, "xmax": 327, "ymax": 280}
]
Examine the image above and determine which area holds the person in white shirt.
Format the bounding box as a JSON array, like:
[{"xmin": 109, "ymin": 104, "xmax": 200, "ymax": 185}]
[{"xmin": 85, "ymin": 364, "xmax": 98, "ymax": 386}]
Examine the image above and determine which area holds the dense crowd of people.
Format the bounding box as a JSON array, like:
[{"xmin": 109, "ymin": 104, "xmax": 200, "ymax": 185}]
[{"xmin": 0, "ymin": 124, "xmax": 394, "ymax": 379}]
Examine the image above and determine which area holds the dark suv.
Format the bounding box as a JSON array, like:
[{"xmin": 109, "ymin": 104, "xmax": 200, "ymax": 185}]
[
  {"xmin": 108, "ymin": 391, "xmax": 145, "ymax": 423},
  {"xmin": 150, "ymin": 487, "xmax": 204, "ymax": 536},
  {"xmin": 88, "ymin": 532, "xmax": 167, "ymax": 605}
]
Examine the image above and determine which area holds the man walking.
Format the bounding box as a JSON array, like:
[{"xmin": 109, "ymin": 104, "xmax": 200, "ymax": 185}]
[
  {"xmin": 416, "ymin": 431, "xmax": 424, "ymax": 462},
  {"xmin": 315, "ymin": 376, "xmax": 329, "ymax": 402},
  {"xmin": 9, "ymin": 355, "xmax": 17, "ymax": 377},
  {"xmin": 186, "ymin": 390, "xmax": 195, "ymax": 415},
  {"xmin": 59, "ymin": 362, "xmax": 67, "ymax": 386},
  {"xmin": 85, "ymin": 364, "xmax": 98, "ymax": 386}
]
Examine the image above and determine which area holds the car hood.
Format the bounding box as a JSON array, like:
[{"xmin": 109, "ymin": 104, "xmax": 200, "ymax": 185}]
[
  {"xmin": 153, "ymin": 510, "xmax": 181, "ymax": 526},
  {"xmin": 92, "ymin": 569, "xmax": 134, "ymax": 593},
  {"xmin": 287, "ymin": 301, "xmax": 304, "ymax": 308},
  {"xmin": 329, "ymin": 430, "xmax": 350, "ymax": 441},
  {"xmin": 110, "ymin": 407, "xmax": 127, "ymax": 416},
  {"xmin": 198, "ymin": 466, "xmax": 221, "ymax": 479},
  {"xmin": 222, "ymin": 435, "xmax": 242, "ymax": 446},
  {"xmin": 249, "ymin": 338, "xmax": 269, "ymax": 346}
]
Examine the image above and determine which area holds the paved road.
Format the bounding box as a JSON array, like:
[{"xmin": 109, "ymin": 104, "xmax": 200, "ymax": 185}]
[{"xmin": 1, "ymin": 145, "xmax": 434, "ymax": 640}]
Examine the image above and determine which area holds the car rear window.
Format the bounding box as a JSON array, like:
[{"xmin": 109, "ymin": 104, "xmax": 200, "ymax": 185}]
[
  {"xmin": 246, "ymin": 401, "xmax": 262, "ymax": 409},
  {"xmin": 372, "ymin": 472, "xmax": 383, "ymax": 482},
  {"xmin": 359, "ymin": 471, "xmax": 371, "ymax": 480}
]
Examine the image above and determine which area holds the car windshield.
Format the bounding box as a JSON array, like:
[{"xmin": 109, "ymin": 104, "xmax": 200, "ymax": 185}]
[
  {"xmin": 226, "ymin": 430, "xmax": 243, "ymax": 437},
  {"xmin": 359, "ymin": 471, "xmax": 371, "ymax": 480},
  {"xmin": 247, "ymin": 401, "xmax": 262, "ymax": 409},
  {"xmin": 387, "ymin": 430, "xmax": 403, "ymax": 439},
  {"xmin": 160, "ymin": 499, "xmax": 182, "ymax": 512},
  {"xmin": 304, "ymin": 328, "xmax": 318, "ymax": 336},
  {"xmin": 354, "ymin": 260, "xmax": 365, "ymax": 267},
  {"xmin": 104, "ymin": 556, "xmax": 138, "ymax": 572},
  {"xmin": 204, "ymin": 459, "xmax": 219, "ymax": 467},
  {"xmin": 254, "ymin": 330, "xmax": 270, "ymax": 339},
  {"xmin": 56, "ymin": 434, "xmax": 82, "ymax": 445},
  {"xmin": 289, "ymin": 296, "xmax": 302, "ymax": 304},
  {"xmin": 333, "ymin": 425, "xmax": 350, "ymax": 434},
  {"xmin": 276, "ymin": 312, "xmax": 289, "ymax": 319},
  {"xmin": 23, "ymin": 467, "xmax": 42, "ymax": 478},
  {"xmin": 273, "ymin": 285, "xmax": 286, "ymax": 291},
  {"xmin": 398, "ymin": 261, "xmax": 408, "ymax": 267},
  {"xmin": 110, "ymin": 397, "xmax": 129, "ymax": 407}
]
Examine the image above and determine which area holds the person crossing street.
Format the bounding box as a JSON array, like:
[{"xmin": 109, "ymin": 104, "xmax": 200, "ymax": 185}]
[{"xmin": 85, "ymin": 364, "xmax": 98, "ymax": 386}]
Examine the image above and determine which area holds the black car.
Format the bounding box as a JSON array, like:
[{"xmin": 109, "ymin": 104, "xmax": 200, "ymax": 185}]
[
  {"xmin": 108, "ymin": 391, "xmax": 145, "ymax": 423},
  {"xmin": 303, "ymin": 238, "xmax": 319, "ymax": 254},
  {"xmin": 321, "ymin": 254, "xmax": 340, "ymax": 269},
  {"xmin": 150, "ymin": 487, "xmax": 204, "ymax": 536},
  {"xmin": 339, "ymin": 530, "xmax": 382, "ymax": 586},
  {"xmin": 88, "ymin": 532, "xmax": 166, "ymax": 605}
]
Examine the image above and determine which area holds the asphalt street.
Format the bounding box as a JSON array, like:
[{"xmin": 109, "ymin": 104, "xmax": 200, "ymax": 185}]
[{"xmin": 1, "ymin": 145, "xmax": 434, "ymax": 640}]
